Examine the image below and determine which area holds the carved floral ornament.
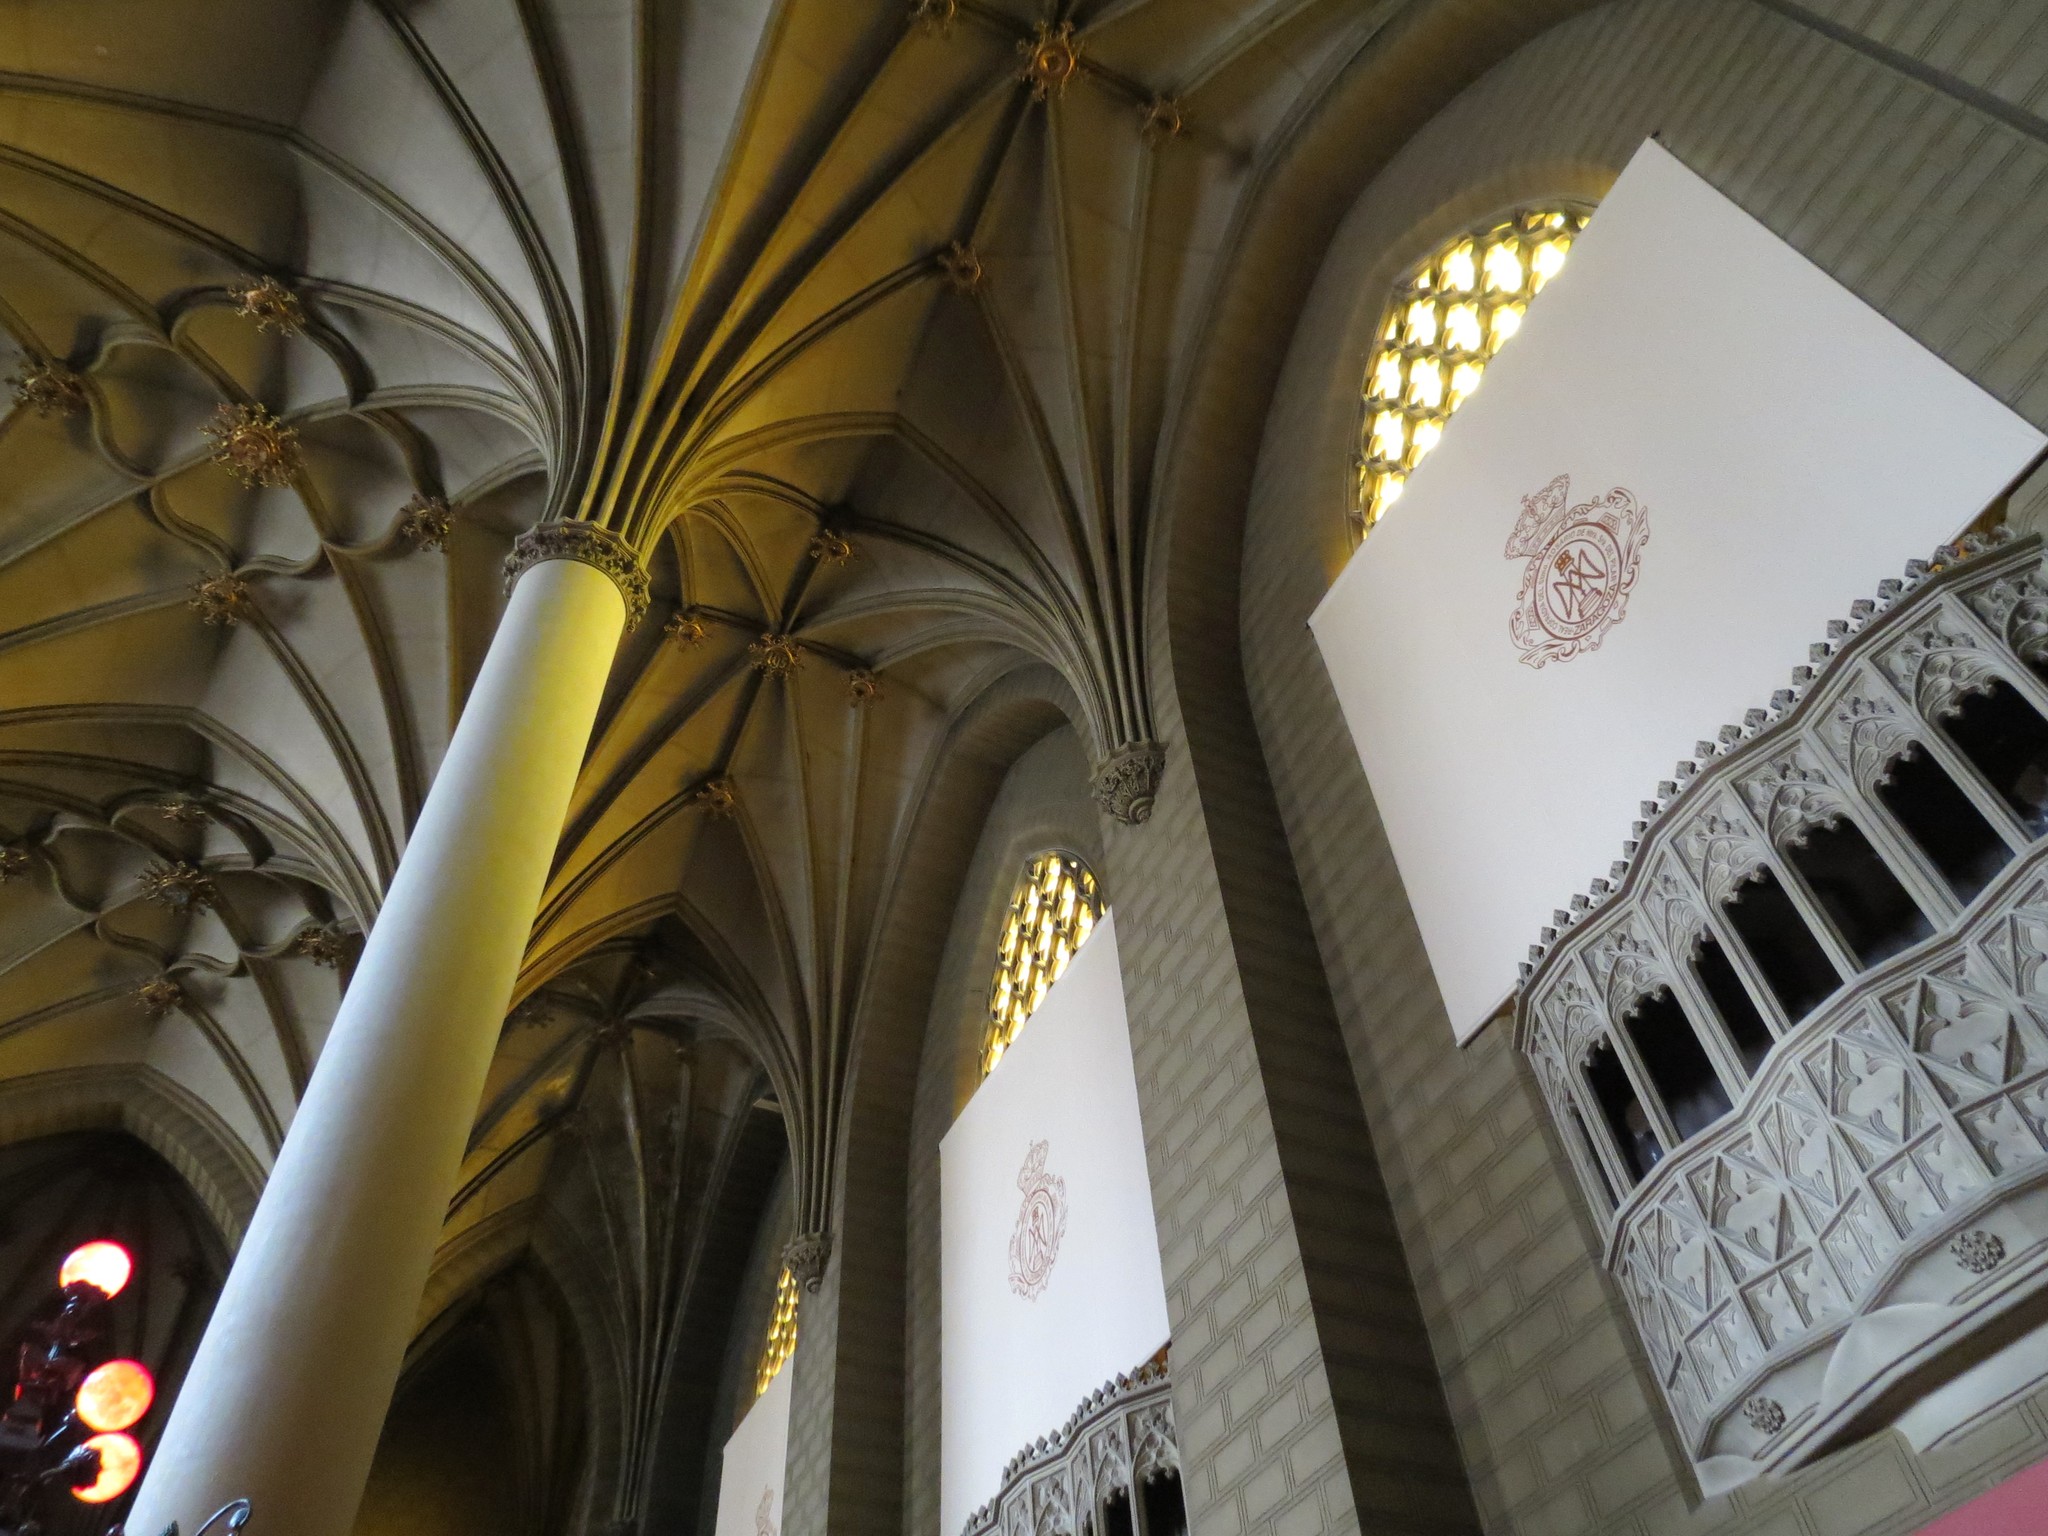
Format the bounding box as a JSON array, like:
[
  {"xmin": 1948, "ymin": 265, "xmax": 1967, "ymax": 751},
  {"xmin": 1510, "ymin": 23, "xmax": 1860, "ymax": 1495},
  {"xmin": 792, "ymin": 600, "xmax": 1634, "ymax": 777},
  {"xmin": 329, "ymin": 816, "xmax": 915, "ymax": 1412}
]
[
  {"xmin": 1018, "ymin": 21, "xmax": 1080, "ymax": 101},
  {"xmin": 203, "ymin": 403, "xmax": 303, "ymax": 488},
  {"xmin": 7, "ymin": 359, "xmax": 87, "ymax": 418},
  {"xmin": 503, "ymin": 521, "xmax": 652, "ymax": 631},
  {"xmin": 1090, "ymin": 741, "xmax": 1165, "ymax": 826},
  {"xmin": 228, "ymin": 275, "xmax": 306, "ymax": 335},
  {"xmin": 396, "ymin": 493, "xmax": 453, "ymax": 552},
  {"xmin": 781, "ymin": 1229, "xmax": 831, "ymax": 1293},
  {"xmin": 1515, "ymin": 530, "xmax": 2048, "ymax": 1487}
]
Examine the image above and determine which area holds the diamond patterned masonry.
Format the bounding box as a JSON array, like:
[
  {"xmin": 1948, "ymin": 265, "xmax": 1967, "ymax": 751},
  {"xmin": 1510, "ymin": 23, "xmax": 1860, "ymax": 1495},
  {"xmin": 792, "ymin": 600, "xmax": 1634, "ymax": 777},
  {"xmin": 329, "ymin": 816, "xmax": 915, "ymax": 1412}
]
[{"xmin": 1517, "ymin": 530, "xmax": 2048, "ymax": 1493}]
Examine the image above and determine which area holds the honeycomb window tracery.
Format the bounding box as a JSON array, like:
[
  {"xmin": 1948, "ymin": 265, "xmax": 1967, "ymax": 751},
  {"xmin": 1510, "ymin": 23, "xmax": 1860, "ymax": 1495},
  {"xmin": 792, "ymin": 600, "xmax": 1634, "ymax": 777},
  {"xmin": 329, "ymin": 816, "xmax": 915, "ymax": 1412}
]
[
  {"xmin": 1356, "ymin": 205, "xmax": 1589, "ymax": 537},
  {"xmin": 755, "ymin": 1264, "xmax": 799, "ymax": 1396},
  {"xmin": 982, "ymin": 852, "xmax": 1104, "ymax": 1077}
]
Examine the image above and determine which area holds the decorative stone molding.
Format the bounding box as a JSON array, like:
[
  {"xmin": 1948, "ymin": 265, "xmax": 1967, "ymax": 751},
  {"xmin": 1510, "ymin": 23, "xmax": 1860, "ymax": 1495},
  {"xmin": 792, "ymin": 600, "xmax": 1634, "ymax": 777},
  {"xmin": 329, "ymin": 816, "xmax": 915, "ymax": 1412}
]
[
  {"xmin": 750, "ymin": 633, "xmax": 804, "ymax": 677},
  {"xmin": 503, "ymin": 521, "xmax": 652, "ymax": 631},
  {"xmin": 203, "ymin": 403, "xmax": 302, "ymax": 488},
  {"xmin": 781, "ymin": 1229, "xmax": 831, "ymax": 1293},
  {"xmin": 808, "ymin": 528, "xmax": 854, "ymax": 565},
  {"xmin": 960, "ymin": 1354, "xmax": 1179, "ymax": 1536},
  {"xmin": 136, "ymin": 976, "xmax": 186, "ymax": 1020},
  {"xmin": 289, "ymin": 925, "xmax": 349, "ymax": 968},
  {"xmin": 139, "ymin": 860, "xmax": 218, "ymax": 912},
  {"xmin": 1091, "ymin": 742, "xmax": 1165, "ymax": 825},
  {"xmin": 1139, "ymin": 97, "xmax": 1185, "ymax": 144},
  {"xmin": 228, "ymin": 274, "xmax": 306, "ymax": 334},
  {"xmin": 692, "ymin": 778, "xmax": 738, "ymax": 818},
  {"xmin": 912, "ymin": 0, "xmax": 957, "ymax": 37},
  {"xmin": 937, "ymin": 241, "xmax": 984, "ymax": 295},
  {"xmin": 189, "ymin": 574, "xmax": 252, "ymax": 626},
  {"xmin": 664, "ymin": 609, "xmax": 709, "ymax": 648},
  {"xmin": 8, "ymin": 359, "xmax": 87, "ymax": 417},
  {"xmin": 155, "ymin": 795, "xmax": 211, "ymax": 825},
  {"xmin": 396, "ymin": 493, "xmax": 453, "ymax": 552},
  {"xmin": 1018, "ymin": 21, "xmax": 1080, "ymax": 101},
  {"xmin": 1518, "ymin": 531, "xmax": 2048, "ymax": 1491}
]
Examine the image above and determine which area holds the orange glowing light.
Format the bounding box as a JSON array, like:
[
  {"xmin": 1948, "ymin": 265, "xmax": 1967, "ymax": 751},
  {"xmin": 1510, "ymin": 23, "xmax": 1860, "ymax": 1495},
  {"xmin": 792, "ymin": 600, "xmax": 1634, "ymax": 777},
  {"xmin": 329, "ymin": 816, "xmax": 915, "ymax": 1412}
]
[
  {"xmin": 71, "ymin": 1432, "xmax": 142, "ymax": 1503},
  {"xmin": 57, "ymin": 1241, "xmax": 131, "ymax": 1298},
  {"xmin": 75, "ymin": 1358, "xmax": 154, "ymax": 1432}
]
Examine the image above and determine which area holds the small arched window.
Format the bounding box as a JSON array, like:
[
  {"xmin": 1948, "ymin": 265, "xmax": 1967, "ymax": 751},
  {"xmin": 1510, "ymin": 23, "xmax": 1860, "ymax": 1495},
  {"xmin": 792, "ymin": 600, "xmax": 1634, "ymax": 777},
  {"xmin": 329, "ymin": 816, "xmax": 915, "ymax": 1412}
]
[
  {"xmin": 755, "ymin": 1264, "xmax": 799, "ymax": 1396},
  {"xmin": 1356, "ymin": 205, "xmax": 1590, "ymax": 536},
  {"xmin": 982, "ymin": 852, "xmax": 1104, "ymax": 1076}
]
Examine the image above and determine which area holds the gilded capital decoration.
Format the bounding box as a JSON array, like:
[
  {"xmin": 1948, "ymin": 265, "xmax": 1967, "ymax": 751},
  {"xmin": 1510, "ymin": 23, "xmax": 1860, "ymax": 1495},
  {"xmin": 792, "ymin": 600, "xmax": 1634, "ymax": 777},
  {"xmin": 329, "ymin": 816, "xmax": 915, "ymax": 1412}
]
[
  {"xmin": 228, "ymin": 275, "xmax": 306, "ymax": 335},
  {"xmin": 203, "ymin": 403, "xmax": 303, "ymax": 488},
  {"xmin": 396, "ymin": 493, "xmax": 453, "ymax": 552},
  {"xmin": 503, "ymin": 521, "xmax": 652, "ymax": 631},
  {"xmin": 8, "ymin": 360, "xmax": 87, "ymax": 418},
  {"xmin": 782, "ymin": 1230, "xmax": 832, "ymax": 1293},
  {"xmin": 1091, "ymin": 741, "xmax": 1165, "ymax": 825},
  {"xmin": 1018, "ymin": 21, "xmax": 1080, "ymax": 100}
]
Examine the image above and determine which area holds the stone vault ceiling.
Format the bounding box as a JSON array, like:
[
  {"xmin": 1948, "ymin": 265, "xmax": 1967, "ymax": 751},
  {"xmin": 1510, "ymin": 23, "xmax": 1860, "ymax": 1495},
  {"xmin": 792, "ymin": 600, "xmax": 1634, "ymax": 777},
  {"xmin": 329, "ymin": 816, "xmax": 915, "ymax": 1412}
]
[{"xmin": 0, "ymin": 0, "xmax": 1589, "ymax": 1494}]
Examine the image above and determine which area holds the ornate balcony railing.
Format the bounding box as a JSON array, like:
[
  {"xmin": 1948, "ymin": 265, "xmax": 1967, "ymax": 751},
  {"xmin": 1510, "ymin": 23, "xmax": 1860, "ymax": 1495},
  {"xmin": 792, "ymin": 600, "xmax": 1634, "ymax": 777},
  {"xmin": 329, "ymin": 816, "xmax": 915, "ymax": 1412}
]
[
  {"xmin": 960, "ymin": 1353, "xmax": 1181, "ymax": 1536},
  {"xmin": 1517, "ymin": 528, "xmax": 2048, "ymax": 1492}
]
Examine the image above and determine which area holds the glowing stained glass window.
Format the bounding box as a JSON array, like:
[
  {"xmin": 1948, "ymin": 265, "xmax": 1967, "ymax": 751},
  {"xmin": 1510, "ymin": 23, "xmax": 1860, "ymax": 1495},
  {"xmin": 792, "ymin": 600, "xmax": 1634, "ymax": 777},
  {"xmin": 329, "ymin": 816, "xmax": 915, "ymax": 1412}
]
[
  {"xmin": 1356, "ymin": 205, "xmax": 1590, "ymax": 537},
  {"xmin": 756, "ymin": 1265, "xmax": 799, "ymax": 1397},
  {"xmin": 982, "ymin": 852, "xmax": 1103, "ymax": 1077}
]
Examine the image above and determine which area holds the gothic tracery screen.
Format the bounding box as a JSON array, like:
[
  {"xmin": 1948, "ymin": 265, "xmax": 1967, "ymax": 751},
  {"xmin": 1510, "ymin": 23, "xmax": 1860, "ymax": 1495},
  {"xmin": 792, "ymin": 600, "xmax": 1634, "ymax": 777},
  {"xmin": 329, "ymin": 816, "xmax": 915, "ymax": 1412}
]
[
  {"xmin": 983, "ymin": 853, "xmax": 1103, "ymax": 1075},
  {"xmin": 1355, "ymin": 205, "xmax": 1589, "ymax": 536},
  {"xmin": 755, "ymin": 1264, "xmax": 799, "ymax": 1397}
]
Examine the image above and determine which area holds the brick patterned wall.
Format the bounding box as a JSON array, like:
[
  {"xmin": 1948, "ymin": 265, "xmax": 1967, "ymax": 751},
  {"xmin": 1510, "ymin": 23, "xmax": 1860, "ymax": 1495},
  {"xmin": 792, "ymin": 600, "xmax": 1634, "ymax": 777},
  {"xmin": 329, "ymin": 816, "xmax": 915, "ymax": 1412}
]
[
  {"xmin": 1237, "ymin": 3, "xmax": 2048, "ymax": 1534},
  {"xmin": 902, "ymin": 727, "xmax": 1103, "ymax": 1536}
]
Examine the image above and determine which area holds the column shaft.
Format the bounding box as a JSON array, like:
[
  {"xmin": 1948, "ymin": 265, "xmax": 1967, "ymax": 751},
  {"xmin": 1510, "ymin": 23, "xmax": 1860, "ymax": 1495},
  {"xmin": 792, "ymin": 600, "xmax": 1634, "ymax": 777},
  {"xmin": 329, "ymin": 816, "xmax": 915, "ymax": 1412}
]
[{"xmin": 128, "ymin": 556, "xmax": 625, "ymax": 1536}]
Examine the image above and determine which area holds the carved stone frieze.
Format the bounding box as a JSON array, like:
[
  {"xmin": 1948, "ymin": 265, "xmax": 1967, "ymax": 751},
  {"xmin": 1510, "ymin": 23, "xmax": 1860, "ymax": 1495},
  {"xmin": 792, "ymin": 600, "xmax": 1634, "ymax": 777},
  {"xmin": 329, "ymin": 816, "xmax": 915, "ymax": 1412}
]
[
  {"xmin": 1091, "ymin": 741, "xmax": 1165, "ymax": 825},
  {"xmin": 961, "ymin": 1355, "xmax": 1177, "ymax": 1536},
  {"xmin": 782, "ymin": 1229, "xmax": 831, "ymax": 1293},
  {"xmin": 503, "ymin": 521, "xmax": 652, "ymax": 631},
  {"xmin": 1516, "ymin": 533, "xmax": 2048, "ymax": 1492}
]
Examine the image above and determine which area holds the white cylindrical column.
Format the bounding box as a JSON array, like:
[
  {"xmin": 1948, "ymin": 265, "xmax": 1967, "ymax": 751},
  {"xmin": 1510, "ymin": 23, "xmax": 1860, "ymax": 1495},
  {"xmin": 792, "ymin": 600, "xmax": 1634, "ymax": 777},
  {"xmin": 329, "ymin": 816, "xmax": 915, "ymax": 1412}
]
[{"xmin": 128, "ymin": 544, "xmax": 634, "ymax": 1536}]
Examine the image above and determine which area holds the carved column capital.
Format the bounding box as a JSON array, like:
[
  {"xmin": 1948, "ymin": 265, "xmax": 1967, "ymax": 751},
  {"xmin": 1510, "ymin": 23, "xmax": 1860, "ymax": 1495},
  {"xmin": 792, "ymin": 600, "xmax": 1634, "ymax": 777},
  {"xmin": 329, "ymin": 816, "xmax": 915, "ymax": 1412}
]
[
  {"xmin": 1091, "ymin": 741, "xmax": 1165, "ymax": 825},
  {"xmin": 781, "ymin": 1229, "xmax": 832, "ymax": 1293},
  {"xmin": 503, "ymin": 522, "xmax": 651, "ymax": 631}
]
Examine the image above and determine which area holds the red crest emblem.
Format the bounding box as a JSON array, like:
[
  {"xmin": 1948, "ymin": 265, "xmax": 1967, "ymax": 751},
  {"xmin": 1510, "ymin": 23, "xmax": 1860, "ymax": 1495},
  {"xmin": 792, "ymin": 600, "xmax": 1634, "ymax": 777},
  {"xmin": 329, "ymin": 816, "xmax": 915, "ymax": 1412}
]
[
  {"xmin": 1504, "ymin": 474, "xmax": 1649, "ymax": 668},
  {"xmin": 1007, "ymin": 1140, "xmax": 1067, "ymax": 1301}
]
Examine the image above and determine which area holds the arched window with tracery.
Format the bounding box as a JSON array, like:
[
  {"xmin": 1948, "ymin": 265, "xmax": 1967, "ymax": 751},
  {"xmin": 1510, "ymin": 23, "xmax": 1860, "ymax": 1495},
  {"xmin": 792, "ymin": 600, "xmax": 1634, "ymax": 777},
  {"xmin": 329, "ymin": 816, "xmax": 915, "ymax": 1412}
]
[
  {"xmin": 1356, "ymin": 205, "xmax": 1590, "ymax": 536},
  {"xmin": 755, "ymin": 1263, "xmax": 799, "ymax": 1396},
  {"xmin": 982, "ymin": 852, "xmax": 1104, "ymax": 1075}
]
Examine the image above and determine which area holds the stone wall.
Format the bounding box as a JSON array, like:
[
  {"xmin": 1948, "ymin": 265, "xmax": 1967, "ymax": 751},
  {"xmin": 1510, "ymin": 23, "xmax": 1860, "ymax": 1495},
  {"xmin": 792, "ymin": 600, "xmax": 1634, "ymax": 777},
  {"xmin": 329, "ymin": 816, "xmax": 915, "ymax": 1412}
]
[
  {"xmin": 903, "ymin": 726, "xmax": 1104, "ymax": 1536},
  {"xmin": 1237, "ymin": 3, "xmax": 2048, "ymax": 1534}
]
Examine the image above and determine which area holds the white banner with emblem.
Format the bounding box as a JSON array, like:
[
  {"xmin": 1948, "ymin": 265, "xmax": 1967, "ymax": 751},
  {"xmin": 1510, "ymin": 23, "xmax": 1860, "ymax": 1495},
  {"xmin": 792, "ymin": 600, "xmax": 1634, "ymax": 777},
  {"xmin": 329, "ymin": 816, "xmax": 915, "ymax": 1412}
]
[
  {"xmin": 939, "ymin": 910, "xmax": 1170, "ymax": 1536},
  {"xmin": 1310, "ymin": 138, "xmax": 2046, "ymax": 1041},
  {"xmin": 714, "ymin": 1355, "xmax": 791, "ymax": 1536}
]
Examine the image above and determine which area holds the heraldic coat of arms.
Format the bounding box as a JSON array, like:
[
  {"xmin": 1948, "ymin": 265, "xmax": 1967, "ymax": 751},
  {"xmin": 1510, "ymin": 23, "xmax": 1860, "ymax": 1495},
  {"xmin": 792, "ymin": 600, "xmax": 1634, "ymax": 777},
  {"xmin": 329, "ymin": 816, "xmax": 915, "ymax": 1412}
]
[
  {"xmin": 1007, "ymin": 1140, "xmax": 1068, "ymax": 1301},
  {"xmin": 1503, "ymin": 473, "xmax": 1650, "ymax": 668}
]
